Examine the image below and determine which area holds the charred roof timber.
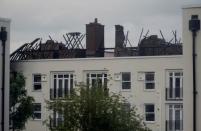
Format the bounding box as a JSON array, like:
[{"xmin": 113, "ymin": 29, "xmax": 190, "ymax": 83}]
[{"xmin": 10, "ymin": 19, "xmax": 183, "ymax": 61}]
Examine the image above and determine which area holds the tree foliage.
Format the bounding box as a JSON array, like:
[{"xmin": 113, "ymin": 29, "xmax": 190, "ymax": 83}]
[
  {"xmin": 46, "ymin": 85, "xmax": 150, "ymax": 131},
  {"xmin": 10, "ymin": 72, "xmax": 34, "ymax": 131}
]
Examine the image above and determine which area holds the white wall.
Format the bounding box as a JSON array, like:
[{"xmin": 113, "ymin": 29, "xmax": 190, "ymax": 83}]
[
  {"xmin": 0, "ymin": 17, "xmax": 11, "ymax": 131},
  {"xmin": 182, "ymin": 5, "xmax": 201, "ymax": 131},
  {"xmin": 11, "ymin": 56, "xmax": 184, "ymax": 131}
]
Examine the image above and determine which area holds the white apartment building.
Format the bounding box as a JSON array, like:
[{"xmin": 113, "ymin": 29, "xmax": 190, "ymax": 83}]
[
  {"xmin": 0, "ymin": 18, "xmax": 11, "ymax": 131},
  {"xmin": 10, "ymin": 5, "xmax": 201, "ymax": 131}
]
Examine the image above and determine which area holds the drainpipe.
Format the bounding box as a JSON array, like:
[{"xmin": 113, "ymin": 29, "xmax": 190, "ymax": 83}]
[
  {"xmin": 189, "ymin": 15, "xmax": 200, "ymax": 131},
  {"xmin": 0, "ymin": 27, "xmax": 7, "ymax": 131}
]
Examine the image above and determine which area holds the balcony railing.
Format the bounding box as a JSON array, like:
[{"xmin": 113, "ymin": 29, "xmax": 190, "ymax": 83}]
[
  {"xmin": 50, "ymin": 118, "xmax": 64, "ymax": 128},
  {"xmin": 166, "ymin": 88, "xmax": 183, "ymax": 100},
  {"xmin": 50, "ymin": 88, "xmax": 74, "ymax": 99},
  {"xmin": 166, "ymin": 120, "xmax": 183, "ymax": 131}
]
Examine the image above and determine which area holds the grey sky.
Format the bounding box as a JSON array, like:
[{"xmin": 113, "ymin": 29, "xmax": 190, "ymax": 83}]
[{"xmin": 0, "ymin": 0, "xmax": 200, "ymax": 53}]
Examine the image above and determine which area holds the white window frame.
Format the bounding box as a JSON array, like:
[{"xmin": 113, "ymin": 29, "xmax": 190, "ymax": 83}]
[
  {"xmin": 166, "ymin": 70, "xmax": 183, "ymax": 100},
  {"xmin": 86, "ymin": 71, "xmax": 107, "ymax": 88},
  {"xmin": 51, "ymin": 72, "xmax": 74, "ymax": 99},
  {"xmin": 32, "ymin": 74, "xmax": 42, "ymax": 91},
  {"xmin": 121, "ymin": 72, "xmax": 131, "ymax": 90},
  {"xmin": 33, "ymin": 103, "xmax": 42, "ymax": 120},
  {"xmin": 51, "ymin": 110, "xmax": 64, "ymax": 127},
  {"xmin": 144, "ymin": 104, "xmax": 155, "ymax": 123},
  {"xmin": 166, "ymin": 104, "xmax": 183, "ymax": 131},
  {"xmin": 144, "ymin": 72, "xmax": 155, "ymax": 90}
]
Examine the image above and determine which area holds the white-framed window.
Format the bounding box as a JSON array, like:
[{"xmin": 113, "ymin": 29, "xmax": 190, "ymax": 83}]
[
  {"xmin": 122, "ymin": 72, "xmax": 131, "ymax": 90},
  {"xmin": 166, "ymin": 104, "xmax": 183, "ymax": 131},
  {"xmin": 144, "ymin": 104, "xmax": 155, "ymax": 122},
  {"xmin": 33, "ymin": 74, "xmax": 42, "ymax": 91},
  {"xmin": 86, "ymin": 72, "xmax": 107, "ymax": 88},
  {"xmin": 50, "ymin": 110, "xmax": 64, "ymax": 128},
  {"xmin": 145, "ymin": 72, "xmax": 155, "ymax": 90},
  {"xmin": 50, "ymin": 73, "xmax": 74, "ymax": 99},
  {"xmin": 166, "ymin": 70, "xmax": 183, "ymax": 100},
  {"xmin": 33, "ymin": 103, "xmax": 41, "ymax": 120}
]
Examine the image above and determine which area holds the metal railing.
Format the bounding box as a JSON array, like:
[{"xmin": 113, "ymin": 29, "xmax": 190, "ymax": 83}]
[
  {"xmin": 166, "ymin": 120, "xmax": 183, "ymax": 131},
  {"xmin": 166, "ymin": 88, "xmax": 183, "ymax": 100},
  {"xmin": 50, "ymin": 88, "xmax": 73, "ymax": 99},
  {"xmin": 50, "ymin": 118, "xmax": 64, "ymax": 128}
]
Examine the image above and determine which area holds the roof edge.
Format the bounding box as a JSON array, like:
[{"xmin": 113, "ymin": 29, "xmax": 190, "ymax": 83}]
[
  {"xmin": 0, "ymin": 17, "xmax": 11, "ymax": 23},
  {"xmin": 182, "ymin": 4, "xmax": 201, "ymax": 9},
  {"xmin": 11, "ymin": 55, "xmax": 183, "ymax": 63}
]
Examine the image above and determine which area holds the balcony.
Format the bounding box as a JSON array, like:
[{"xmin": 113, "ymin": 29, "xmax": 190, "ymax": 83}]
[
  {"xmin": 50, "ymin": 88, "xmax": 73, "ymax": 99},
  {"xmin": 50, "ymin": 118, "xmax": 64, "ymax": 128},
  {"xmin": 166, "ymin": 88, "xmax": 183, "ymax": 100},
  {"xmin": 166, "ymin": 120, "xmax": 183, "ymax": 131}
]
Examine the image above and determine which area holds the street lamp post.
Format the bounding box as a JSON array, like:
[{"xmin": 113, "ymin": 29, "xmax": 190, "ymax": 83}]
[
  {"xmin": 189, "ymin": 15, "xmax": 200, "ymax": 131},
  {"xmin": 0, "ymin": 27, "xmax": 7, "ymax": 131}
]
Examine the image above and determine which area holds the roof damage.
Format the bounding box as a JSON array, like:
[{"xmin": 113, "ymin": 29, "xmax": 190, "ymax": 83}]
[{"xmin": 10, "ymin": 18, "xmax": 182, "ymax": 61}]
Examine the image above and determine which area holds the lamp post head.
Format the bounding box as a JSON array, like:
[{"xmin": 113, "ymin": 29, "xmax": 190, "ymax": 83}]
[
  {"xmin": 0, "ymin": 27, "xmax": 7, "ymax": 42},
  {"xmin": 189, "ymin": 15, "xmax": 200, "ymax": 32}
]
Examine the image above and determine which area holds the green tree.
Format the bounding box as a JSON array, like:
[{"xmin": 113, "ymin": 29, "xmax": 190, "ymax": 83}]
[
  {"xmin": 46, "ymin": 85, "xmax": 150, "ymax": 131},
  {"xmin": 10, "ymin": 72, "xmax": 34, "ymax": 131}
]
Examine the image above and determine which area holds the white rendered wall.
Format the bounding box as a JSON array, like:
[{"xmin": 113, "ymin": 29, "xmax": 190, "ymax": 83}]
[
  {"xmin": 0, "ymin": 18, "xmax": 11, "ymax": 131},
  {"xmin": 11, "ymin": 56, "xmax": 184, "ymax": 131},
  {"xmin": 182, "ymin": 5, "xmax": 201, "ymax": 131}
]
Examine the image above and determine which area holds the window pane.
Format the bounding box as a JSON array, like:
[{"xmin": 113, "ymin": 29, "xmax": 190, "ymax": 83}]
[
  {"xmin": 91, "ymin": 74, "xmax": 96, "ymax": 77},
  {"xmin": 92, "ymin": 79, "xmax": 96, "ymax": 87},
  {"xmin": 58, "ymin": 75, "xmax": 63, "ymax": 78},
  {"xmin": 175, "ymin": 78, "xmax": 180, "ymax": 88},
  {"xmin": 70, "ymin": 78, "xmax": 73, "ymax": 93},
  {"xmin": 34, "ymin": 75, "xmax": 41, "ymax": 82},
  {"xmin": 64, "ymin": 79, "xmax": 68, "ymax": 96},
  {"xmin": 146, "ymin": 114, "xmax": 155, "ymax": 121},
  {"xmin": 54, "ymin": 75, "xmax": 57, "ymax": 78},
  {"xmin": 54, "ymin": 79, "xmax": 57, "ymax": 98},
  {"xmin": 169, "ymin": 108, "xmax": 173, "ymax": 121},
  {"xmin": 122, "ymin": 82, "xmax": 131, "ymax": 89},
  {"xmin": 145, "ymin": 83, "xmax": 155, "ymax": 89},
  {"xmin": 97, "ymin": 74, "xmax": 102, "ymax": 78},
  {"xmin": 104, "ymin": 74, "xmax": 107, "ymax": 77},
  {"xmin": 145, "ymin": 105, "xmax": 154, "ymax": 112},
  {"xmin": 33, "ymin": 104, "xmax": 41, "ymax": 119},
  {"xmin": 175, "ymin": 72, "xmax": 181, "ymax": 76},
  {"xmin": 70, "ymin": 74, "xmax": 73, "ymax": 78},
  {"xmin": 58, "ymin": 79, "xmax": 63, "ymax": 97},
  {"xmin": 104, "ymin": 78, "xmax": 107, "ymax": 88},
  {"xmin": 34, "ymin": 84, "xmax": 41, "ymax": 90},
  {"xmin": 175, "ymin": 110, "xmax": 181, "ymax": 120},
  {"xmin": 97, "ymin": 79, "xmax": 102, "ymax": 87},
  {"xmin": 64, "ymin": 74, "xmax": 68, "ymax": 78},
  {"xmin": 169, "ymin": 77, "xmax": 173, "ymax": 89},
  {"xmin": 122, "ymin": 73, "xmax": 130, "ymax": 81},
  {"xmin": 87, "ymin": 73, "xmax": 107, "ymax": 88},
  {"xmin": 145, "ymin": 73, "xmax": 154, "ymax": 81},
  {"xmin": 34, "ymin": 113, "xmax": 41, "ymax": 119},
  {"xmin": 33, "ymin": 104, "xmax": 41, "ymax": 111}
]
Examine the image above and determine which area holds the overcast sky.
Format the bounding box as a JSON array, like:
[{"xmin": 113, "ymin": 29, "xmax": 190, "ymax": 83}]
[{"xmin": 0, "ymin": 0, "xmax": 200, "ymax": 53}]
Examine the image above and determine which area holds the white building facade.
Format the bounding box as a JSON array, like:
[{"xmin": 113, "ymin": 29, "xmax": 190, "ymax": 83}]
[
  {"xmin": 11, "ymin": 56, "xmax": 184, "ymax": 131},
  {"xmin": 0, "ymin": 18, "xmax": 11, "ymax": 131},
  {"xmin": 10, "ymin": 5, "xmax": 201, "ymax": 131}
]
